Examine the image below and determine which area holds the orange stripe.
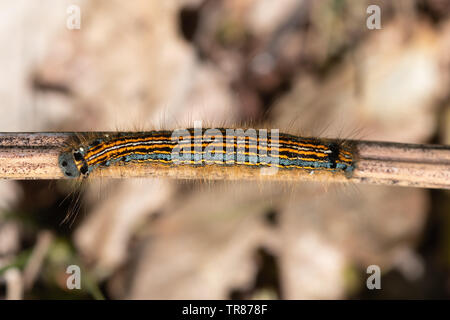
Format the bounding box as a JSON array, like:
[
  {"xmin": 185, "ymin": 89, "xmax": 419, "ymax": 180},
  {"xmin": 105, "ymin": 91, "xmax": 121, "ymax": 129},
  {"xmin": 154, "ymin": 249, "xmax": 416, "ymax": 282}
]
[
  {"xmin": 85, "ymin": 132, "xmax": 331, "ymax": 158},
  {"xmin": 87, "ymin": 143, "xmax": 332, "ymax": 166}
]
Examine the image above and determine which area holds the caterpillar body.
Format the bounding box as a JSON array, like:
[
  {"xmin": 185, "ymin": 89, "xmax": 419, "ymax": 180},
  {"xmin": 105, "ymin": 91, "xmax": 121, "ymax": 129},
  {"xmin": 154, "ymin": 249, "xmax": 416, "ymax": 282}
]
[{"xmin": 58, "ymin": 128, "xmax": 357, "ymax": 180}]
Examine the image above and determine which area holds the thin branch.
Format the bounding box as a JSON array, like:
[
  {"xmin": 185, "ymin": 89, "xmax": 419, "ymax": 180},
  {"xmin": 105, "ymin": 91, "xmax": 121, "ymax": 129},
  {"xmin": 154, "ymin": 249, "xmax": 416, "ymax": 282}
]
[
  {"xmin": 0, "ymin": 133, "xmax": 449, "ymax": 189},
  {"xmin": 351, "ymin": 141, "xmax": 450, "ymax": 189},
  {"xmin": 0, "ymin": 133, "xmax": 68, "ymax": 179},
  {"xmin": 22, "ymin": 230, "xmax": 54, "ymax": 291}
]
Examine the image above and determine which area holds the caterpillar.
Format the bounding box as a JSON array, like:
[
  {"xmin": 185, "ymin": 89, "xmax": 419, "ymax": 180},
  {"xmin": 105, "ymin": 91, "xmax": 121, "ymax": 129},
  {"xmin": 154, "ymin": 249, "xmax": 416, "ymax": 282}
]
[{"xmin": 58, "ymin": 127, "xmax": 357, "ymax": 181}]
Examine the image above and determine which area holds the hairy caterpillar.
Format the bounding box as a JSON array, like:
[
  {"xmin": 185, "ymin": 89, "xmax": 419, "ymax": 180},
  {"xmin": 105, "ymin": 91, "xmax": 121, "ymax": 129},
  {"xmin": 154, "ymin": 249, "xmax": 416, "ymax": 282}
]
[{"xmin": 58, "ymin": 127, "xmax": 357, "ymax": 181}]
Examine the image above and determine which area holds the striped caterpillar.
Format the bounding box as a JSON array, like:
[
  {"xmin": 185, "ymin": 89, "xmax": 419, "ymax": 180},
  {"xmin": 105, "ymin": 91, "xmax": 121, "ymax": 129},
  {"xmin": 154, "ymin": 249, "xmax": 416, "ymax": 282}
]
[{"xmin": 58, "ymin": 127, "xmax": 357, "ymax": 181}]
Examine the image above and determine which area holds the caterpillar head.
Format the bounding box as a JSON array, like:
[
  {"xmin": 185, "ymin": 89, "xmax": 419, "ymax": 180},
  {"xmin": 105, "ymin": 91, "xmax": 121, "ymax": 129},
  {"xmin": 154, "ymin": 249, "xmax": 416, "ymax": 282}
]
[{"xmin": 58, "ymin": 148, "xmax": 89, "ymax": 178}]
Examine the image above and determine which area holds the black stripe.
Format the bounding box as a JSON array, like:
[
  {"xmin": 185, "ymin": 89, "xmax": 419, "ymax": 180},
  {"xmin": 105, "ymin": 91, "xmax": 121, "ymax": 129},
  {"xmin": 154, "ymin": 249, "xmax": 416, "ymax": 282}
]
[{"xmin": 327, "ymin": 142, "xmax": 340, "ymax": 169}]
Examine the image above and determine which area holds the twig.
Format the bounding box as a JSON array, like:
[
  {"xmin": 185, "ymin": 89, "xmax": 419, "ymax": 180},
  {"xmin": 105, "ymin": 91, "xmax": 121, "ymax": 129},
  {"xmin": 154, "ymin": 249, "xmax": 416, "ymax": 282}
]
[
  {"xmin": 0, "ymin": 133, "xmax": 68, "ymax": 179},
  {"xmin": 23, "ymin": 230, "xmax": 54, "ymax": 291},
  {"xmin": 351, "ymin": 141, "xmax": 450, "ymax": 189},
  {"xmin": 0, "ymin": 133, "xmax": 449, "ymax": 189}
]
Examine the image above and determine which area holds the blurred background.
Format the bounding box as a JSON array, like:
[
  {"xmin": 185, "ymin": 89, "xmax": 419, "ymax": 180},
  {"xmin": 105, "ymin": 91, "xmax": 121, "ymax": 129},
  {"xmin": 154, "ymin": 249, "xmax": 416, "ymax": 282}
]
[{"xmin": 1, "ymin": 0, "xmax": 450, "ymax": 299}]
